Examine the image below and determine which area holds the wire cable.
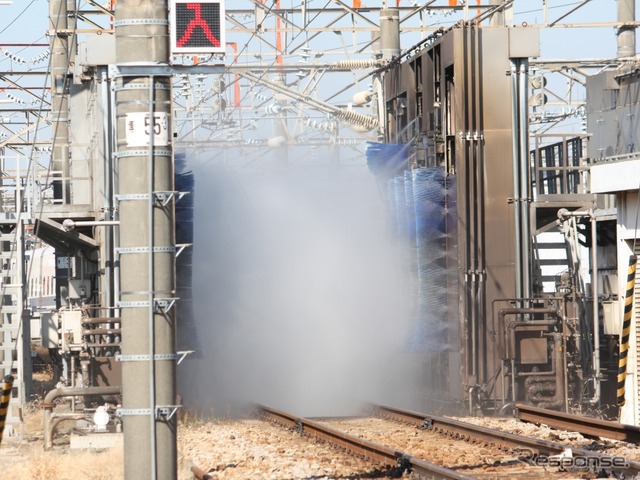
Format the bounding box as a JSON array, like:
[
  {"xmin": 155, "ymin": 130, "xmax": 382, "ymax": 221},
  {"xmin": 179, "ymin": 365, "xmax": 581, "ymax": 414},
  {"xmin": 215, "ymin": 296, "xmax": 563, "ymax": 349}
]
[{"xmin": 0, "ymin": 0, "xmax": 39, "ymax": 35}]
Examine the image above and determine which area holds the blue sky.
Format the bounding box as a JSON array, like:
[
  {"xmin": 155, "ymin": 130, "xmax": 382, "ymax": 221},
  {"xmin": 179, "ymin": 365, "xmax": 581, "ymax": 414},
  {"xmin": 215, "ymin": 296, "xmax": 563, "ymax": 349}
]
[
  {"xmin": 0, "ymin": 1, "xmax": 637, "ymax": 59},
  {"xmin": 0, "ymin": 0, "xmax": 637, "ymax": 135}
]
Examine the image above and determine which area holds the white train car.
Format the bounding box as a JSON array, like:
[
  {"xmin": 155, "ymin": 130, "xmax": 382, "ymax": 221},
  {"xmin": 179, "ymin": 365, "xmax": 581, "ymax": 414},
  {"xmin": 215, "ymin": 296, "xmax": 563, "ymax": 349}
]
[{"xmin": 25, "ymin": 245, "xmax": 57, "ymax": 312}]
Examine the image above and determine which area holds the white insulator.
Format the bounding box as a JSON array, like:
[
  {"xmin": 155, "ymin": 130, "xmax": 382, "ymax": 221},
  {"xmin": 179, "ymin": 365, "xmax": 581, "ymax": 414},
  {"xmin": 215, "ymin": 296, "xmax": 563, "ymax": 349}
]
[
  {"xmin": 2, "ymin": 49, "xmax": 26, "ymax": 64},
  {"xmin": 335, "ymin": 109, "xmax": 379, "ymax": 130},
  {"xmin": 529, "ymin": 75, "xmax": 546, "ymax": 90},
  {"xmin": 212, "ymin": 97, "xmax": 227, "ymax": 112},
  {"xmin": 528, "ymin": 92, "xmax": 547, "ymax": 107},
  {"xmin": 300, "ymin": 44, "xmax": 311, "ymax": 60},
  {"xmin": 31, "ymin": 50, "xmax": 50, "ymax": 64},
  {"xmin": 352, "ymin": 91, "xmax": 373, "ymax": 106},
  {"xmin": 5, "ymin": 93, "xmax": 25, "ymax": 105},
  {"xmin": 267, "ymin": 136, "xmax": 287, "ymax": 148},
  {"xmin": 265, "ymin": 103, "xmax": 282, "ymax": 115},
  {"xmin": 211, "ymin": 77, "xmax": 226, "ymax": 94},
  {"xmin": 333, "ymin": 59, "xmax": 385, "ymax": 70}
]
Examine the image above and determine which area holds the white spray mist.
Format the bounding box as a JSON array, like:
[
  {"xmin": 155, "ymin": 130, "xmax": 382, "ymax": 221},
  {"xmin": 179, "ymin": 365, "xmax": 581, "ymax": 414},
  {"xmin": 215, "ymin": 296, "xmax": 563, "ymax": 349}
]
[{"xmin": 178, "ymin": 149, "xmax": 427, "ymax": 417}]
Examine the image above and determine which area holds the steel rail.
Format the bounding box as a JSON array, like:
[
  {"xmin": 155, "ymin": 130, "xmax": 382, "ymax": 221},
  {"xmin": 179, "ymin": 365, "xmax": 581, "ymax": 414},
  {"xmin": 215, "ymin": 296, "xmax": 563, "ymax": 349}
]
[
  {"xmin": 374, "ymin": 405, "xmax": 640, "ymax": 478},
  {"xmin": 516, "ymin": 403, "xmax": 640, "ymax": 444},
  {"xmin": 257, "ymin": 405, "xmax": 475, "ymax": 480},
  {"xmin": 190, "ymin": 465, "xmax": 215, "ymax": 480}
]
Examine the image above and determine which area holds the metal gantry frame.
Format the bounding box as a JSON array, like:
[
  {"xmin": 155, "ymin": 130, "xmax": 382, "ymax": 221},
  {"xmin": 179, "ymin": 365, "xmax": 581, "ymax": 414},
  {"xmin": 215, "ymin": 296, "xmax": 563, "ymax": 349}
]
[{"xmin": 0, "ymin": 2, "xmax": 637, "ymax": 157}]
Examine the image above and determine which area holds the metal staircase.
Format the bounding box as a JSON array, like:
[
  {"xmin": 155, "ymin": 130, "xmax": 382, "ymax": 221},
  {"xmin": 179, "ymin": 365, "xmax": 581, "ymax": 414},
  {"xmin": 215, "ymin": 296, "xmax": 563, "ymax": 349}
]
[{"xmin": 533, "ymin": 231, "xmax": 572, "ymax": 294}]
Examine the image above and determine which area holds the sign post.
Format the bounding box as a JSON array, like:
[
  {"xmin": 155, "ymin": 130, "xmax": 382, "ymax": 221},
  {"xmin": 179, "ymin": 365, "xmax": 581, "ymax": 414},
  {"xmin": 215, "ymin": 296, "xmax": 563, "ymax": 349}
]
[{"xmin": 171, "ymin": 0, "xmax": 226, "ymax": 55}]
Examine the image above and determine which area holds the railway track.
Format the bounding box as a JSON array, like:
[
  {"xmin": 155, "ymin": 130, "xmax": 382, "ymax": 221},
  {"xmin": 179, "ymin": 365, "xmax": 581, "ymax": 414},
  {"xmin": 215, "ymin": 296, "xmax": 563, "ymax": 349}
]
[
  {"xmin": 374, "ymin": 404, "xmax": 640, "ymax": 478},
  {"xmin": 257, "ymin": 405, "xmax": 474, "ymax": 480},
  {"xmin": 191, "ymin": 404, "xmax": 640, "ymax": 479},
  {"xmin": 516, "ymin": 402, "xmax": 640, "ymax": 444}
]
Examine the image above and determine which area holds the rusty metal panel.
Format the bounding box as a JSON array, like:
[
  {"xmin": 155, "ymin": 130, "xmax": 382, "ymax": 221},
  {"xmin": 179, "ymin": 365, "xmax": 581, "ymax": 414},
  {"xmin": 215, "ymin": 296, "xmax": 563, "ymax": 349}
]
[
  {"xmin": 382, "ymin": 24, "xmax": 518, "ymax": 402},
  {"xmin": 447, "ymin": 26, "xmax": 516, "ymax": 390},
  {"xmin": 519, "ymin": 337, "xmax": 548, "ymax": 364},
  {"xmin": 93, "ymin": 356, "xmax": 122, "ymax": 387}
]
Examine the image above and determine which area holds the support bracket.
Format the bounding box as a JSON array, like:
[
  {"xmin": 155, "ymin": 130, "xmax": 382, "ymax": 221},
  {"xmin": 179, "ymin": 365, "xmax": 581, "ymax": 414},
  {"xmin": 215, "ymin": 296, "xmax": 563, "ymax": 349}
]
[
  {"xmin": 156, "ymin": 405, "xmax": 182, "ymax": 421},
  {"xmin": 154, "ymin": 298, "xmax": 178, "ymax": 313},
  {"xmin": 175, "ymin": 243, "xmax": 192, "ymax": 258},
  {"xmin": 154, "ymin": 190, "xmax": 187, "ymax": 207}
]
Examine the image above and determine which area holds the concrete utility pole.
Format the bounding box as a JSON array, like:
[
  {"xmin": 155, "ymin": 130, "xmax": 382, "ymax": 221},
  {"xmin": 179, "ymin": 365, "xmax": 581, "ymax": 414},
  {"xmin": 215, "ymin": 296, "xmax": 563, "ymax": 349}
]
[
  {"xmin": 114, "ymin": 1, "xmax": 177, "ymax": 478},
  {"xmin": 379, "ymin": 8, "xmax": 400, "ymax": 62},
  {"xmin": 49, "ymin": 0, "xmax": 71, "ymax": 202},
  {"xmin": 617, "ymin": 0, "xmax": 636, "ymax": 58}
]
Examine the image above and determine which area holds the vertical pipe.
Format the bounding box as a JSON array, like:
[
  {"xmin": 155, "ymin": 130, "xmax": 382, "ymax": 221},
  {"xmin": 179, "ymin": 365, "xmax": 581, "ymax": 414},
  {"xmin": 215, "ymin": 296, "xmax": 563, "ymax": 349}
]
[
  {"xmin": 101, "ymin": 69, "xmax": 113, "ymax": 314},
  {"xmin": 510, "ymin": 60, "xmax": 523, "ymax": 302},
  {"xmin": 511, "ymin": 358, "xmax": 517, "ymax": 402},
  {"xmin": 501, "ymin": 360, "xmax": 506, "ymax": 405},
  {"xmin": 469, "ymin": 25, "xmax": 481, "ymax": 383},
  {"xmin": 471, "ymin": 26, "xmax": 482, "ymax": 382},
  {"xmin": 111, "ymin": 76, "xmax": 121, "ymax": 324},
  {"xmin": 474, "ymin": 25, "xmax": 487, "ymax": 385},
  {"xmin": 617, "ymin": 0, "xmax": 636, "ymax": 58},
  {"xmin": 551, "ymin": 332, "xmax": 566, "ymax": 411},
  {"xmin": 562, "ymin": 329, "xmax": 569, "ymax": 412},
  {"xmin": 70, "ymin": 355, "xmax": 76, "ymax": 411},
  {"xmin": 461, "ymin": 26, "xmax": 475, "ymax": 380},
  {"xmin": 518, "ymin": 60, "xmax": 531, "ymax": 298},
  {"xmin": 590, "ymin": 214, "xmax": 601, "ymax": 404},
  {"xmin": 462, "ymin": 26, "xmax": 476, "ymax": 380}
]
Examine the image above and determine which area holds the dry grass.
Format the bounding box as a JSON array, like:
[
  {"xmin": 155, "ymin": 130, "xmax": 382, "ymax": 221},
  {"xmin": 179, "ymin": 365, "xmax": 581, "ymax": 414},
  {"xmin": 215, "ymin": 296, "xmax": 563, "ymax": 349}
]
[
  {"xmin": 0, "ymin": 397, "xmax": 123, "ymax": 480},
  {"xmin": 3, "ymin": 371, "xmax": 371, "ymax": 479},
  {"xmin": 0, "ymin": 388, "xmax": 226, "ymax": 480},
  {"xmin": 3, "ymin": 448, "xmax": 124, "ymax": 480},
  {"xmin": 0, "ymin": 369, "xmax": 125, "ymax": 480}
]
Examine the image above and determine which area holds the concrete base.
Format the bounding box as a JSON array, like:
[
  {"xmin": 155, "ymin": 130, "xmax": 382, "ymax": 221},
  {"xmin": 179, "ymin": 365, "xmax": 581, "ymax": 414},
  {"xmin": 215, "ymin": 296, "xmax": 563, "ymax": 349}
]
[{"xmin": 70, "ymin": 432, "xmax": 123, "ymax": 449}]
